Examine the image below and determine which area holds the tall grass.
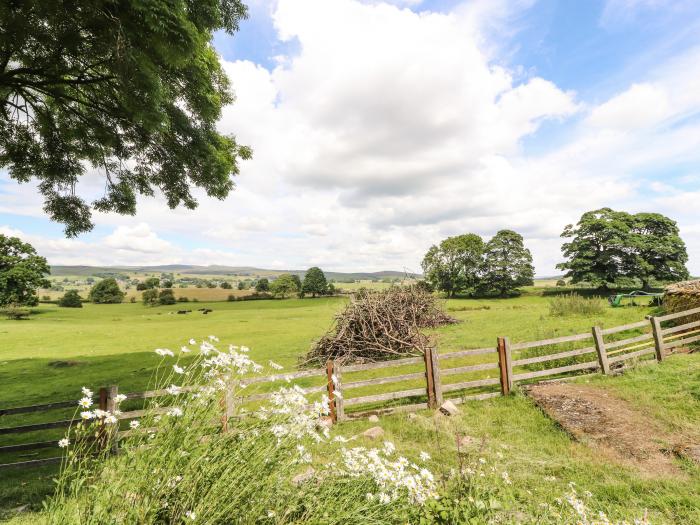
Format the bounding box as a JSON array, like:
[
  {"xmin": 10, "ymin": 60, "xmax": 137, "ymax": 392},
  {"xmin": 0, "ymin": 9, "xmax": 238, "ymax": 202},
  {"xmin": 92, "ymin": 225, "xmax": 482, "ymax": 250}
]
[
  {"xmin": 548, "ymin": 293, "xmax": 607, "ymax": 317},
  {"xmin": 39, "ymin": 337, "xmax": 650, "ymax": 524}
]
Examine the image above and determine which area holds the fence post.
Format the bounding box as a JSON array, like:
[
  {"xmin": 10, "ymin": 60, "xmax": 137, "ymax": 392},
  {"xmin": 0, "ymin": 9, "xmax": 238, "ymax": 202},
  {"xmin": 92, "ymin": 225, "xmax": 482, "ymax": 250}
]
[
  {"xmin": 106, "ymin": 385, "xmax": 119, "ymax": 454},
  {"xmin": 334, "ymin": 363, "xmax": 345, "ymax": 422},
  {"xmin": 423, "ymin": 348, "xmax": 436, "ymax": 409},
  {"xmin": 650, "ymin": 316, "xmax": 665, "ymax": 362},
  {"xmin": 326, "ymin": 360, "xmax": 337, "ymax": 424},
  {"xmin": 98, "ymin": 387, "xmax": 108, "ymax": 451},
  {"xmin": 497, "ymin": 337, "xmax": 512, "ymax": 395},
  {"xmin": 591, "ymin": 326, "xmax": 610, "ymax": 375},
  {"xmin": 430, "ymin": 347, "xmax": 443, "ymax": 407}
]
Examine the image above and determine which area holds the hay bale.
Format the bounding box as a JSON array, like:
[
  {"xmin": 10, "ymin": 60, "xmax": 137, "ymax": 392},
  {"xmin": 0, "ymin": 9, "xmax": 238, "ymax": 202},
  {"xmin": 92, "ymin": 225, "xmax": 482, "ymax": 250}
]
[
  {"xmin": 302, "ymin": 286, "xmax": 458, "ymax": 367},
  {"xmin": 664, "ymin": 279, "xmax": 700, "ymax": 323}
]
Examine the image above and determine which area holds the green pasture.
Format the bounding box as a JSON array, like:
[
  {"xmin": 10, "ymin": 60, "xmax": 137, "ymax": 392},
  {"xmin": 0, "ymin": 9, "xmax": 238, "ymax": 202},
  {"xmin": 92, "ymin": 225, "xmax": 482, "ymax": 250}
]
[{"xmin": 2, "ymin": 293, "xmax": 698, "ymax": 522}]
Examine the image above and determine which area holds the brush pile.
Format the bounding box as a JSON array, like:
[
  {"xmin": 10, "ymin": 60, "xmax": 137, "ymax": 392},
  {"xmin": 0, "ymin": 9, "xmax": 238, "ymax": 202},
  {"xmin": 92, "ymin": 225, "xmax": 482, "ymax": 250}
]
[
  {"xmin": 664, "ymin": 279, "xmax": 700, "ymax": 323},
  {"xmin": 302, "ymin": 286, "xmax": 458, "ymax": 367}
]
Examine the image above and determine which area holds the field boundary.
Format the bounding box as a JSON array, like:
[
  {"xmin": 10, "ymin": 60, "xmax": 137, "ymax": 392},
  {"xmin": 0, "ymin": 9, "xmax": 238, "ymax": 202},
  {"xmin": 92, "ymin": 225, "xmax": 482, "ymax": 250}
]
[{"xmin": 2, "ymin": 307, "xmax": 699, "ymax": 470}]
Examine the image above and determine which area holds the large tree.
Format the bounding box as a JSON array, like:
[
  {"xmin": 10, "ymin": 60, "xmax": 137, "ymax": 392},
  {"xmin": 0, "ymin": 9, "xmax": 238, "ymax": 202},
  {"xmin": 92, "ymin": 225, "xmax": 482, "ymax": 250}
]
[
  {"xmin": 0, "ymin": 234, "xmax": 50, "ymax": 306},
  {"xmin": 0, "ymin": 0, "xmax": 251, "ymax": 236},
  {"xmin": 302, "ymin": 267, "xmax": 328, "ymax": 298},
  {"xmin": 557, "ymin": 208, "xmax": 689, "ymax": 289},
  {"xmin": 88, "ymin": 277, "xmax": 124, "ymax": 303},
  {"xmin": 270, "ymin": 273, "xmax": 299, "ymax": 298},
  {"xmin": 556, "ymin": 208, "xmax": 633, "ymax": 288},
  {"xmin": 478, "ymin": 230, "xmax": 534, "ymax": 297},
  {"xmin": 628, "ymin": 213, "xmax": 689, "ymax": 290},
  {"xmin": 421, "ymin": 234, "xmax": 484, "ymax": 297}
]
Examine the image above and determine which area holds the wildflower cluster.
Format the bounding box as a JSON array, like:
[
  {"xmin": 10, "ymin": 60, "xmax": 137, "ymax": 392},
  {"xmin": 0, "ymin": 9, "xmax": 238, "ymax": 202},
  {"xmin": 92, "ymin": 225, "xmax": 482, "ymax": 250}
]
[{"xmin": 337, "ymin": 444, "xmax": 438, "ymax": 505}]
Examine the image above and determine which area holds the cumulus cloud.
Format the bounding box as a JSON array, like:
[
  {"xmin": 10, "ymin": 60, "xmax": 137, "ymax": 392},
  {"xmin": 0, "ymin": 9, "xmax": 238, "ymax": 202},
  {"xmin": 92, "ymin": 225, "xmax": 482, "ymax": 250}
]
[{"xmin": 1, "ymin": 0, "xmax": 699, "ymax": 275}]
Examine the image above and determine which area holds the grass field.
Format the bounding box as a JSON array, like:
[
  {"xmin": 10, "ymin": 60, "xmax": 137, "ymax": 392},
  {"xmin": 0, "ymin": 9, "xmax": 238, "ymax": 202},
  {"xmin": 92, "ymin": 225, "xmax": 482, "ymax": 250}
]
[{"xmin": 1, "ymin": 291, "xmax": 698, "ymax": 522}]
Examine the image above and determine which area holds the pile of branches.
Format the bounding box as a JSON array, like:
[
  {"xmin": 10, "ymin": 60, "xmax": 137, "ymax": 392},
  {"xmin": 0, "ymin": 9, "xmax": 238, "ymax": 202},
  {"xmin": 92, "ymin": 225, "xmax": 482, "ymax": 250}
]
[
  {"xmin": 302, "ymin": 286, "xmax": 458, "ymax": 367},
  {"xmin": 664, "ymin": 279, "xmax": 700, "ymax": 323}
]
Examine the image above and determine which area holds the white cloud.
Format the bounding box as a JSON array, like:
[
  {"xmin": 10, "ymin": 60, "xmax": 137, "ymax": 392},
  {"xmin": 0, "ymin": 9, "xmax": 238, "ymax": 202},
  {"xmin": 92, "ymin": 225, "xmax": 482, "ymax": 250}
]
[{"xmin": 1, "ymin": 0, "xmax": 699, "ymax": 275}]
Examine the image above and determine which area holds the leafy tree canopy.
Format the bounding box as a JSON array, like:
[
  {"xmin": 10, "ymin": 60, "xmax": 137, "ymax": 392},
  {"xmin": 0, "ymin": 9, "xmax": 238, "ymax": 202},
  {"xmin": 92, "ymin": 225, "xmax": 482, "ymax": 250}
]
[
  {"xmin": 88, "ymin": 277, "xmax": 124, "ymax": 303},
  {"xmin": 557, "ymin": 208, "xmax": 689, "ymax": 289},
  {"xmin": 58, "ymin": 289, "xmax": 83, "ymax": 307},
  {"xmin": 142, "ymin": 288, "xmax": 159, "ymax": 306},
  {"xmin": 302, "ymin": 267, "xmax": 328, "ymax": 298},
  {"xmin": 270, "ymin": 273, "xmax": 299, "ymax": 298},
  {"xmin": 478, "ymin": 230, "xmax": 534, "ymax": 297},
  {"xmin": 0, "ymin": 0, "xmax": 251, "ymax": 236},
  {"xmin": 0, "ymin": 234, "xmax": 50, "ymax": 306},
  {"xmin": 421, "ymin": 234, "xmax": 484, "ymax": 297},
  {"xmin": 255, "ymin": 278, "xmax": 270, "ymax": 293}
]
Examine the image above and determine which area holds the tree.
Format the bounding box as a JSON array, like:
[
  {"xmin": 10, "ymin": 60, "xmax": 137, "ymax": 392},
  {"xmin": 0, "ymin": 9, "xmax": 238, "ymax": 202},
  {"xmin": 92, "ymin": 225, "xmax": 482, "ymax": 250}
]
[
  {"xmin": 302, "ymin": 267, "xmax": 328, "ymax": 298},
  {"xmin": 270, "ymin": 274, "xmax": 299, "ymax": 298},
  {"xmin": 255, "ymin": 278, "xmax": 270, "ymax": 292},
  {"xmin": 161, "ymin": 279, "xmax": 173, "ymax": 289},
  {"xmin": 0, "ymin": 234, "xmax": 50, "ymax": 307},
  {"xmin": 58, "ymin": 289, "xmax": 83, "ymax": 308},
  {"xmin": 628, "ymin": 213, "xmax": 689, "ymax": 290},
  {"xmin": 158, "ymin": 288, "xmax": 176, "ymax": 305},
  {"xmin": 144, "ymin": 277, "xmax": 160, "ymax": 289},
  {"xmin": 237, "ymin": 281, "xmax": 246, "ymax": 290},
  {"xmin": 557, "ymin": 208, "xmax": 689, "ymax": 289},
  {"xmin": 88, "ymin": 278, "xmax": 124, "ymax": 303},
  {"xmin": 220, "ymin": 281, "xmax": 232, "ymax": 289},
  {"xmin": 421, "ymin": 234, "xmax": 484, "ymax": 297},
  {"xmin": 478, "ymin": 230, "xmax": 534, "ymax": 297},
  {"xmin": 142, "ymin": 288, "xmax": 159, "ymax": 306},
  {"xmin": 556, "ymin": 208, "xmax": 633, "ymax": 289},
  {"xmin": 0, "ymin": 0, "xmax": 252, "ymax": 236},
  {"xmin": 136, "ymin": 282, "xmax": 148, "ymax": 291}
]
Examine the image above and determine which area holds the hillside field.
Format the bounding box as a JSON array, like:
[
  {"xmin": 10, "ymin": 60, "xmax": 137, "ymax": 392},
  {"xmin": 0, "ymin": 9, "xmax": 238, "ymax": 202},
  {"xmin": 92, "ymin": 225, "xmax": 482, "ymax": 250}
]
[{"xmin": 1, "ymin": 292, "xmax": 699, "ymax": 523}]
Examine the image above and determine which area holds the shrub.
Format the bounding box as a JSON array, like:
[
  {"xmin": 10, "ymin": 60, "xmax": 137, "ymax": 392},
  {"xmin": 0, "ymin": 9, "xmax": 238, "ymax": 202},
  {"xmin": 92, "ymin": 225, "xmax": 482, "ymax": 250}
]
[
  {"xmin": 58, "ymin": 290, "xmax": 83, "ymax": 308},
  {"xmin": 255, "ymin": 278, "xmax": 270, "ymax": 292},
  {"xmin": 158, "ymin": 289, "xmax": 176, "ymax": 305},
  {"xmin": 130, "ymin": 297, "xmax": 137, "ymax": 303},
  {"xmin": 136, "ymin": 283, "xmax": 147, "ymax": 291},
  {"xmin": 556, "ymin": 279, "xmax": 566, "ymax": 287},
  {"xmin": 42, "ymin": 295, "xmax": 51, "ymax": 301},
  {"xmin": 177, "ymin": 296, "xmax": 190, "ymax": 303},
  {"xmin": 220, "ymin": 281, "xmax": 232, "ymax": 289},
  {"xmin": 88, "ymin": 278, "xmax": 125, "ymax": 304},
  {"xmin": 1, "ymin": 306, "xmax": 31, "ymax": 320},
  {"xmin": 548, "ymin": 293, "xmax": 606, "ymax": 317},
  {"xmin": 142, "ymin": 288, "xmax": 159, "ymax": 306},
  {"xmin": 227, "ymin": 294, "xmax": 236, "ymax": 301}
]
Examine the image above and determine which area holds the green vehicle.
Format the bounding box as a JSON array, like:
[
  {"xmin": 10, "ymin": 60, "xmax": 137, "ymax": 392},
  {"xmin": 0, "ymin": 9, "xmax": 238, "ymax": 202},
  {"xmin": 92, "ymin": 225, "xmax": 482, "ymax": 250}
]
[{"xmin": 608, "ymin": 290, "xmax": 663, "ymax": 307}]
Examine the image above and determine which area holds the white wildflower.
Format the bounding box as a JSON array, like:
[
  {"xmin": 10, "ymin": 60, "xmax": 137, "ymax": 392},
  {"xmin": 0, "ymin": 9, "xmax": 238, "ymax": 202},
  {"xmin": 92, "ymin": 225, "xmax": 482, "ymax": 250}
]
[
  {"xmin": 105, "ymin": 414, "xmax": 118, "ymax": 424},
  {"xmin": 208, "ymin": 335, "xmax": 219, "ymax": 342},
  {"xmin": 81, "ymin": 387, "xmax": 93, "ymax": 398},
  {"xmin": 268, "ymin": 360, "xmax": 284, "ymax": 370},
  {"xmin": 383, "ymin": 441, "xmax": 396, "ymax": 455},
  {"xmin": 185, "ymin": 510, "xmax": 196, "ymax": 520},
  {"xmin": 189, "ymin": 338, "xmax": 196, "ymax": 345},
  {"xmin": 155, "ymin": 348, "xmax": 174, "ymax": 357},
  {"xmin": 168, "ymin": 407, "xmax": 183, "ymax": 417},
  {"xmin": 501, "ymin": 471, "xmax": 512, "ymax": 485},
  {"xmin": 419, "ymin": 451, "xmax": 431, "ymax": 462},
  {"xmin": 378, "ymin": 493, "xmax": 391, "ymax": 504},
  {"xmin": 80, "ymin": 411, "xmax": 94, "ymax": 420},
  {"xmin": 166, "ymin": 384, "xmax": 182, "ymax": 395},
  {"xmin": 181, "ymin": 346, "xmax": 191, "ymax": 353},
  {"xmin": 78, "ymin": 396, "xmax": 92, "ymax": 409},
  {"xmin": 129, "ymin": 420, "xmax": 140, "ymax": 429},
  {"xmin": 114, "ymin": 394, "xmax": 127, "ymax": 403},
  {"xmin": 58, "ymin": 438, "xmax": 70, "ymax": 448},
  {"xmin": 173, "ymin": 365, "xmax": 185, "ymax": 374}
]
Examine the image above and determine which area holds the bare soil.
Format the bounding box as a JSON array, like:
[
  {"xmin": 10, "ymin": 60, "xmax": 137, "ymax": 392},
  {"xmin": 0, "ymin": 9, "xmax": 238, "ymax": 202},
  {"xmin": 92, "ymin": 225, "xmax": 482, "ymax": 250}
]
[{"xmin": 525, "ymin": 382, "xmax": 689, "ymax": 476}]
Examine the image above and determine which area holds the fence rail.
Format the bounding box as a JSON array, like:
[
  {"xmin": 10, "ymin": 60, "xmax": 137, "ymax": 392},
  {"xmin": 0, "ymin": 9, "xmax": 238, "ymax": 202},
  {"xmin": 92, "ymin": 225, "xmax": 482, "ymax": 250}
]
[{"xmin": 2, "ymin": 306, "xmax": 699, "ymax": 471}]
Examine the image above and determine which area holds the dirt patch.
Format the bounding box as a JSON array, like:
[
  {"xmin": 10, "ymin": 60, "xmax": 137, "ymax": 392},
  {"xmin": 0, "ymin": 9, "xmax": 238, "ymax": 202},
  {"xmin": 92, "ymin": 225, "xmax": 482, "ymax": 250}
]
[{"xmin": 526, "ymin": 383, "xmax": 687, "ymax": 476}]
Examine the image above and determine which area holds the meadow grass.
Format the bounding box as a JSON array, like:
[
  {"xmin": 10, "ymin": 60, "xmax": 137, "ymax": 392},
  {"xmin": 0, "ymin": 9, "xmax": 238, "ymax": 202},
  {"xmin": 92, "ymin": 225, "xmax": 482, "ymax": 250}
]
[{"xmin": 2, "ymin": 293, "xmax": 695, "ymax": 522}]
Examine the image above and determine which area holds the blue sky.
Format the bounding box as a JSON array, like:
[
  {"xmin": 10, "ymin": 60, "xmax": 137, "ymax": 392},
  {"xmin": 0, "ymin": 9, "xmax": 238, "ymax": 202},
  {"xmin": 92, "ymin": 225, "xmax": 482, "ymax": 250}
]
[{"xmin": 1, "ymin": 0, "xmax": 700, "ymax": 274}]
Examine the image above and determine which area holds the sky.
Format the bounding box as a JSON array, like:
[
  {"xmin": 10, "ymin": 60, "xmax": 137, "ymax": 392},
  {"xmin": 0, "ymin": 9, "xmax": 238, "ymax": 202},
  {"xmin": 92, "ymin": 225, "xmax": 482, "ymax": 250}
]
[{"xmin": 2, "ymin": 0, "xmax": 700, "ymax": 275}]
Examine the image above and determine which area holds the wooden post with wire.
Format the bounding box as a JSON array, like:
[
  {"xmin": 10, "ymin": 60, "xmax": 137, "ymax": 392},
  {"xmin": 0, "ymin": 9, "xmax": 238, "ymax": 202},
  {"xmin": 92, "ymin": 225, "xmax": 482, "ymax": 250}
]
[
  {"xmin": 650, "ymin": 316, "xmax": 665, "ymax": 362},
  {"xmin": 430, "ymin": 347, "xmax": 443, "ymax": 407},
  {"xmin": 423, "ymin": 347, "xmax": 436, "ymax": 409},
  {"xmin": 497, "ymin": 337, "xmax": 512, "ymax": 395},
  {"xmin": 591, "ymin": 326, "xmax": 610, "ymax": 375}
]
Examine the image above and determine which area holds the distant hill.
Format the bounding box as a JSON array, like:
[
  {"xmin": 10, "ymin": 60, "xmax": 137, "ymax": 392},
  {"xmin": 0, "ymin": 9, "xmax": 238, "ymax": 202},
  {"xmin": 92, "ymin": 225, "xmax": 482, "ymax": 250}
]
[{"xmin": 49, "ymin": 265, "xmax": 421, "ymax": 281}]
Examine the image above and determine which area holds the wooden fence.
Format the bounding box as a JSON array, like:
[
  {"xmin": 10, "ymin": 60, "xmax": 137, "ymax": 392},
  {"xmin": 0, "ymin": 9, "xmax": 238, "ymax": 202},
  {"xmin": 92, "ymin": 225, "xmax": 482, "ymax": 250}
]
[{"xmin": 2, "ymin": 306, "xmax": 699, "ymax": 471}]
